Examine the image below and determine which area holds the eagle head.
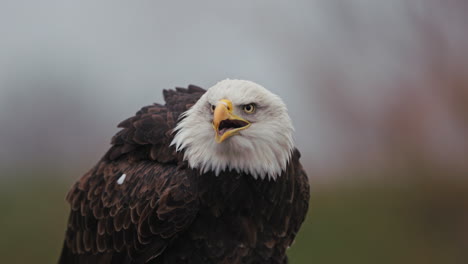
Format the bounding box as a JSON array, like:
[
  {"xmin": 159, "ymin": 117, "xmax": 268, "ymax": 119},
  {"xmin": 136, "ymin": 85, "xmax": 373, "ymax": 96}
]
[{"xmin": 171, "ymin": 79, "xmax": 294, "ymax": 180}]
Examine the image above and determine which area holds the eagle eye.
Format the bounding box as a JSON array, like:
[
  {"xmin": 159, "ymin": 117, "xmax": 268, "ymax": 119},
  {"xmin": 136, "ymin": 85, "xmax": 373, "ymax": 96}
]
[
  {"xmin": 243, "ymin": 103, "xmax": 256, "ymax": 114},
  {"xmin": 210, "ymin": 104, "xmax": 216, "ymax": 113}
]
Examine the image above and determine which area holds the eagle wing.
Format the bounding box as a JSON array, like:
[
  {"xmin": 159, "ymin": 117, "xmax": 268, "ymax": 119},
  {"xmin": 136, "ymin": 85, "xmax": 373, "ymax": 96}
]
[{"xmin": 59, "ymin": 85, "xmax": 206, "ymax": 264}]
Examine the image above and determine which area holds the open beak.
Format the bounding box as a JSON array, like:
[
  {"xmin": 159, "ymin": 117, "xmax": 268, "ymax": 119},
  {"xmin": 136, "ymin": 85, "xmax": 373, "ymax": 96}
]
[{"xmin": 212, "ymin": 99, "xmax": 251, "ymax": 143}]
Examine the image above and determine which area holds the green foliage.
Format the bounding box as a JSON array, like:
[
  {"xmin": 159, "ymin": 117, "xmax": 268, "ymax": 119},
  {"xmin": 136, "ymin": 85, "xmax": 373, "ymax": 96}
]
[
  {"xmin": 0, "ymin": 177, "xmax": 70, "ymax": 263},
  {"xmin": 289, "ymin": 183, "xmax": 467, "ymax": 263}
]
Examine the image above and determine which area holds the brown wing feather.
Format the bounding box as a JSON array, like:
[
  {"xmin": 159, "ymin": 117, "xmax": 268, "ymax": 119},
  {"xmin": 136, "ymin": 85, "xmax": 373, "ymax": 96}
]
[
  {"xmin": 105, "ymin": 85, "xmax": 205, "ymax": 163},
  {"xmin": 59, "ymin": 85, "xmax": 205, "ymax": 264}
]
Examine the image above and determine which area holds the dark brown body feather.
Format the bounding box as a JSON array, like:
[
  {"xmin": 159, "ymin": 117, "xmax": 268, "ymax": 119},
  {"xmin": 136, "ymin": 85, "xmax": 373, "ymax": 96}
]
[{"xmin": 59, "ymin": 85, "xmax": 310, "ymax": 264}]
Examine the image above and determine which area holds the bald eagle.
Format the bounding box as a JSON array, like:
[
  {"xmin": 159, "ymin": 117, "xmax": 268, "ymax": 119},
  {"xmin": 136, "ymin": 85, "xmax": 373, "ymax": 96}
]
[{"xmin": 59, "ymin": 80, "xmax": 310, "ymax": 264}]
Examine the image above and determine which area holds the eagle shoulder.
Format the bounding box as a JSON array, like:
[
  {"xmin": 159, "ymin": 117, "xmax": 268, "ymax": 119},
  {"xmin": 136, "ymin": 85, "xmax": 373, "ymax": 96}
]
[
  {"xmin": 105, "ymin": 85, "xmax": 205, "ymax": 163},
  {"xmin": 60, "ymin": 85, "xmax": 205, "ymax": 263}
]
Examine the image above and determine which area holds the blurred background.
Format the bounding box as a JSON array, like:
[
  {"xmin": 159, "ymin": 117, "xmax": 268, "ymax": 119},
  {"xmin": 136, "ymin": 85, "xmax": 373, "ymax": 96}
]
[{"xmin": 1, "ymin": 0, "xmax": 467, "ymax": 263}]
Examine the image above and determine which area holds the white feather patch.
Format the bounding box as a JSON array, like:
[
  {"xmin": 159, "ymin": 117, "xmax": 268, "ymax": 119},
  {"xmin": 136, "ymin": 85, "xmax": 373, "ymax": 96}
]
[{"xmin": 117, "ymin": 174, "xmax": 126, "ymax": 185}]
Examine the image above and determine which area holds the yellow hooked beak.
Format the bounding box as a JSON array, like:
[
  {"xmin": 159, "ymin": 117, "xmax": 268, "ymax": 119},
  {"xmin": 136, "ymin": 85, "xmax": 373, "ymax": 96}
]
[{"xmin": 212, "ymin": 99, "xmax": 251, "ymax": 143}]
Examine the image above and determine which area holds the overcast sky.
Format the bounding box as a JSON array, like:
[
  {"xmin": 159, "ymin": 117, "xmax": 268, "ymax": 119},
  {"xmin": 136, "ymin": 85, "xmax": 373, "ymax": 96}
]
[{"xmin": 1, "ymin": 1, "xmax": 466, "ymax": 177}]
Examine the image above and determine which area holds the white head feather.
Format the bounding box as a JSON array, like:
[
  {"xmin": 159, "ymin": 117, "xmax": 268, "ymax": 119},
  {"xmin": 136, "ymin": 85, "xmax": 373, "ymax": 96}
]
[{"xmin": 171, "ymin": 79, "xmax": 295, "ymax": 180}]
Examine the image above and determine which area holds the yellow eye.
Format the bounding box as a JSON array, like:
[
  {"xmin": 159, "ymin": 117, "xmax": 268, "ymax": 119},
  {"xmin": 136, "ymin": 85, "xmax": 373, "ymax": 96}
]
[
  {"xmin": 210, "ymin": 104, "xmax": 216, "ymax": 112},
  {"xmin": 243, "ymin": 103, "xmax": 255, "ymax": 114}
]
